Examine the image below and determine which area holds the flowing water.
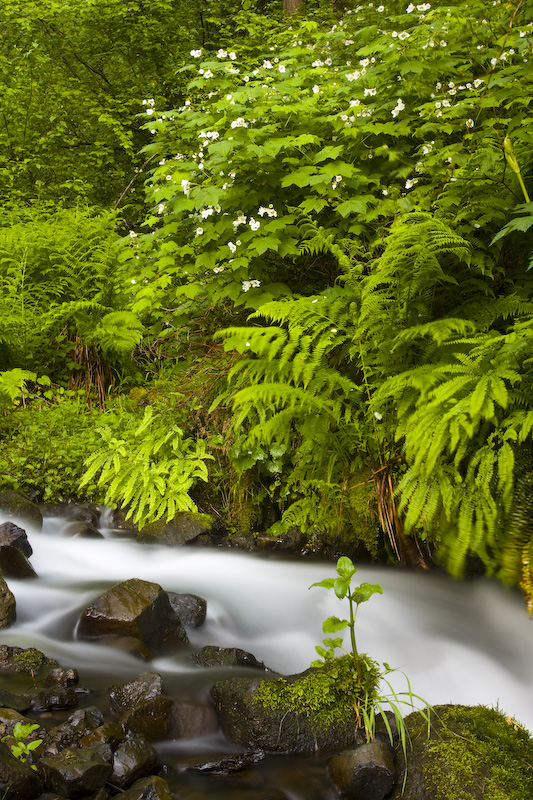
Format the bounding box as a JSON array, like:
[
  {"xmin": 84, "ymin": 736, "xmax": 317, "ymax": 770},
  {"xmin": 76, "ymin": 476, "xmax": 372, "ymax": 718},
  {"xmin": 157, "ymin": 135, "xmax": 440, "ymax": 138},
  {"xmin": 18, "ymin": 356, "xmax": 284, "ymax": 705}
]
[{"xmin": 1, "ymin": 511, "xmax": 532, "ymax": 796}]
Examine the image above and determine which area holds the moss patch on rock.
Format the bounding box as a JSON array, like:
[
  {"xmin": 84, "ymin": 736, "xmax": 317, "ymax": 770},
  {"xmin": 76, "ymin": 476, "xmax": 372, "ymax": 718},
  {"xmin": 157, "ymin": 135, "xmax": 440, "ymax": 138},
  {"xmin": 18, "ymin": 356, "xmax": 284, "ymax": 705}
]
[{"xmin": 391, "ymin": 704, "xmax": 533, "ymax": 800}]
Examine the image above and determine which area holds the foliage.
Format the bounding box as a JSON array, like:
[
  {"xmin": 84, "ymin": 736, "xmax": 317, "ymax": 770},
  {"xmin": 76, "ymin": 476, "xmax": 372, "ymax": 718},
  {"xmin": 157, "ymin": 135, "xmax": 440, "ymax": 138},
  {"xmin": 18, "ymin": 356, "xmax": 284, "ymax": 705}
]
[
  {"xmin": 79, "ymin": 403, "xmax": 213, "ymax": 528},
  {"xmin": 0, "ymin": 204, "xmax": 142, "ymax": 397},
  {"xmin": 1, "ymin": 722, "xmax": 42, "ymax": 770}
]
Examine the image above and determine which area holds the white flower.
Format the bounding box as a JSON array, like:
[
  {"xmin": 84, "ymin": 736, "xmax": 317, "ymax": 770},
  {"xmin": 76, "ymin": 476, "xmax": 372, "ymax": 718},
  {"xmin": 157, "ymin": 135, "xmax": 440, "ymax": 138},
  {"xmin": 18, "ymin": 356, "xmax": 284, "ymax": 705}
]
[
  {"xmin": 157, "ymin": 203, "xmax": 165, "ymax": 214},
  {"xmin": 190, "ymin": 49, "xmax": 202, "ymax": 57},
  {"xmin": 129, "ymin": 231, "xmax": 137, "ymax": 238},
  {"xmin": 229, "ymin": 52, "xmax": 237, "ymax": 60},
  {"xmin": 360, "ymin": 58, "xmax": 370, "ymax": 67},
  {"xmin": 262, "ymin": 60, "xmax": 273, "ymax": 69},
  {"xmin": 346, "ymin": 71, "xmax": 361, "ymax": 81},
  {"xmin": 398, "ymin": 31, "xmax": 410, "ymax": 40},
  {"xmin": 374, "ymin": 411, "xmax": 383, "ymax": 420},
  {"xmin": 405, "ymin": 178, "xmax": 418, "ymax": 189},
  {"xmin": 406, "ymin": 2, "xmax": 415, "ymax": 10},
  {"xmin": 377, "ymin": 5, "xmax": 385, "ymax": 9},
  {"xmin": 364, "ymin": 87, "xmax": 377, "ymax": 96},
  {"xmin": 145, "ymin": 108, "xmax": 154, "ymax": 115},
  {"xmin": 203, "ymin": 69, "xmax": 213, "ymax": 79},
  {"xmin": 230, "ymin": 118, "xmax": 248, "ymax": 128},
  {"xmin": 242, "ymin": 280, "xmax": 261, "ymax": 292},
  {"xmin": 142, "ymin": 98, "xmax": 155, "ymax": 107},
  {"xmin": 466, "ymin": 118, "xmax": 475, "ymax": 128},
  {"xmin": 417, "ymin": 2, "xmax": 431, "ymax": 9},
  {"xmin": 201, "ymin": 207, "xmax": 215, "ymax": 219},
  {"xmin": 391, "ymin": 98, "xmax": 405, "ymax": 117},
  {"xmin": 474, "ymin": 78, "xmax": 483, "ymax": 87},
  {"xmin": 249, "ymin": 218, "xmax": 260, "ymax": 231},
  {"xmin": 440, "ymin": 40, "xmax": 447, "ymax": 47},
  {"xmin": 217, "ymin": 49, "xmax": 227, "ymax": 58},
  {"xmin": 228, "ymin": 241, "xmax": 237, "ymax": 253},
  {"xmin": 213, "ymin": 266, "xmax": 225, "ymax": 273},
  {"xmin": 195, "ymin": 227, "xmax": 203, "ymax": 237},
  {"xmin": 131, "ymin": 279, "xmax": 136, "ymax": 284},
  {"xmin": 312, "ymin": 85, "xmax": 320, "ymax": 94},
  {"xmin": 233, "ymin": 214, "xmax": 247, "ymax": 227},
  {"xmin": 279, "ymin": 64, "xmax": 286, "ymax": 73},
  {"xmin": 181, "ymin": 179, "xmax": 191, "ymax": 196}
]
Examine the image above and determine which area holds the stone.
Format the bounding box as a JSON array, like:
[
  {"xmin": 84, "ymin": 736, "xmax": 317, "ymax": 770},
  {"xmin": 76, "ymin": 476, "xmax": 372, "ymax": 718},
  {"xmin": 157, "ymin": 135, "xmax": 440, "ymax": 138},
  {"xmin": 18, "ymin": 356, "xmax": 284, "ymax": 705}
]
[
  {"xmin": 39, "ymin": 504, "xmax": 101, "ymax": 526},
  {"xmin": 0, "ymin": 689, "xmax": 32, "ymax": 713},
  {"xmin": 42, "ymin": 707, "xmax": 104, "ymax": 755},
  {"xmin": 0, "ymin": 491, "xmax": 42, "ymax": 531},
  {"xmin": 388, "ymin": 704, "xmax": 533, "ymax": 800},
  {"xmin": 119, "ymin": 775, "xmax": 173, "ymax": 800},
  {"xmin": 77, "ymin": 578, "xmax": 188, "ymax": 656},
  {"xmin": 45, "ymin": 668, "xmax": 79, "ymax": 687},
  {"xmin": 0, "ymin": 522, "xmax": 32, "ymax": 557},
  {"xmin": 0, "ymin": 646, "xmax": 59, "ymax": 676},
  {"xmin": 0, "ymin": 708, "xmax": 45, "ymax": 741},
  {"xmin": 38, "ymin": 744, "xmax": 112, "ymax": 798},
  {"xmin": 211, "ymin": 674, "xmax": 362, "ymax": 753},
  {"xmin": 136, "ymin": 512, "xmax": 214, "ymax": 547},
  {"xmin": 79, "ymin": 722, "xmax": 123, "ymax": 751},
  {"xmin": 118, "ymin": 697, "xmax": 174, "ymax": 741},
  {"xmin": 328, "ymin": 742, "xmax": 396, "ymax": 800},
  {"xmin": 0, "ymin": 574, "xmax": 16, "ymax": 629},
  {"xmin": 191, "ymin": 646, "xmax": 268, "ymax": 671},
  {"xmin": 110, "ymin": 734, "xmax": 158, "ymax": 789},
  {"xmin": 63, "ymin": 522, "xmax": 103, "ymax": 539},
  {"xmin": 0, "ymin": 546, "xmax": 37, "ymax": 579},
  {"xmin": 32, "ymin": 687, "xmax": 78, "ymax": 712},
  {"xmin": 171, "ymin": 699, "xmax": 219, "ymax": 739},
  {"xmin": 0, "ymin": 739, "xmax": 42, "ymax": 799},
  {"xmin": 108, "ymin": 672, "xmax": 163, "ymax": 716},
  {"xmin": 167, "ymin": 592, "xmax": 206, "ymax": 628},
  {"xmin": 189, "ymin": 750, "xmax": 265, "ymax": 774}
]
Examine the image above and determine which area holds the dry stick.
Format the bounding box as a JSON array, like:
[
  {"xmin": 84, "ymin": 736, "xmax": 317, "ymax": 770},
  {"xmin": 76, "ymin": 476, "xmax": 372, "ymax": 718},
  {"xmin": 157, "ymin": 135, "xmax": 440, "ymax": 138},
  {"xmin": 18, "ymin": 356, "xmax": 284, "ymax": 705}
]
[{"xmin": 113, "ymin": 154, "xmax": 158, "ymax": 210}]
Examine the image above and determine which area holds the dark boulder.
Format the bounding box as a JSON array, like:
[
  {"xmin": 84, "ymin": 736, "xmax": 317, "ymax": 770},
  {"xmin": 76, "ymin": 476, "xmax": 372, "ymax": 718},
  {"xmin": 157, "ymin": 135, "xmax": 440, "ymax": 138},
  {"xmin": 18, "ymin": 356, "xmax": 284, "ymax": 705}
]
[
  {"xmin": 77, "ymin": 579, "xmax": 188, "ymax": 657},
  {"xmin": 189, "ymin": 750, "xmax": 265, "ymax": 774},
  {"xmin": 32, "ymin": 687, "xmax": 78, "ymax": 712},
  {"xmin": 137, "ymin": 512, "xmax": 214, "ymax": 547},
  {"xmin": 0, "ymin": 491, "xmax": 42, "ymax": 531},
  {"xmin": 63, "ymin": 522, "xmax": 103, "ymax": 539},
  {"xmin": 108, "ymin": 672, "xmax": 163, "ymax": 716},
  {"xmin": 38, "ymin": 744, "xmax": 112, "ymax": 798},
  {"xmin": 0, "ymin": 690, "xmax": 31, "ymax": 713},
  {"xmin": 388, "ymin": 704, "xmax": 533, "ymax": 800},
  {"xmin": 0, "ymin": 708, "xmax": 45, "ymax": 742},
  {"xmin": 45, "ymin": 668, "xmax": 79, "ymax": 687},
  {"xmin": 0, "ymin": 546, "xmax": 37, "ymax": 578},
  {"xmin": 0, "ymin": 739, "xmax": 42, "ymax": 799},
  {"xmin": 119, "ymin": 775, "xmax": 173, "ymax": 800},
  {"xmin": 80, "ymin": 722, "xmax": 123, "ymax": 751},
  {"xmin": 0, "ymin": 522, "xmax": 32, "ymax": 557},
  {"xmin": 0, "ymin": 574, "xmax": 16, "ymax": 629},
  {"xmin": 110, "ymin": 734, "xmax": 158, "ymax": 789},
  {"xmin": 0, "ymin": 646, "xmax": 59, "ymax": 676},
  {"xmin": 167, "ymin": 592, "xmax": 206, "ymax": 628},
  {"xmin": 191, "ymin": 646, "xmax": 268, "ymax": 671},
  {"xmin": 211, "ymin": 674, "xmax": 361, "ymax": 753},
  {"xmin": 39, "ymin": 503, "xmax": 101, "ymax": 526},
  {"xmin": 42, "ymin": 707, "xmax": 104, "ymax": 755},
  {"xmin": 171, "ymin": 699, "xmax": 219, "ymax": 739},
  {"xmin": 328, "ymin": 741, "xmax": 396, "ymax": 800},
  {"xmin": 119, "ymin": 697, "xmax": 174, "ymax": 742}
]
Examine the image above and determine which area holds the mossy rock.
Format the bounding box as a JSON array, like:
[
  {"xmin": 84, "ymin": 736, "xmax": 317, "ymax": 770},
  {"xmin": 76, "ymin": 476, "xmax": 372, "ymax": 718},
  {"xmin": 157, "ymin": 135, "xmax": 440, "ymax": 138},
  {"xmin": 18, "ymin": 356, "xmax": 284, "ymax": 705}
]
[
  {"xmin": 137, "ymin": 513, "xmax": 214, "ymax": 546},
  {"xmin": 0, "ymin": 646, "xmax": 58, "ymax": 676},
  {"xmin": 0, "ymin": 491, "xmax": 42, "ymax": 532},
  {"xmin": 390, "ymin": 704, "xmax": 533, "ymax": 800}
]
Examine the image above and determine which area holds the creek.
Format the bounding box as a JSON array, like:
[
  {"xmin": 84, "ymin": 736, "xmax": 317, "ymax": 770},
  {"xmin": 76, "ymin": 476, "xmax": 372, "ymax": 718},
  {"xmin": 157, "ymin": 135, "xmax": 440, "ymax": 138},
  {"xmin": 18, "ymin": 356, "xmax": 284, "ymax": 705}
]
[{"xmin": 1, "ymin": 510, "xmax": 532, "ymax": 798}]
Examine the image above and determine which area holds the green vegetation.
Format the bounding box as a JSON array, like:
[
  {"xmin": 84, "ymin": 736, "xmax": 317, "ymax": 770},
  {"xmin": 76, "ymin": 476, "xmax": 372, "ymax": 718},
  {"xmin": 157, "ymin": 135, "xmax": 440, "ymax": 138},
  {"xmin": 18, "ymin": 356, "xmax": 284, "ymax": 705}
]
[
  {"xmin": 1, "ymin": 723, "xmax": 42, "ymax": 770},
  {"xmin": 0, "ymin": 0, "xmax": 532, "ymax": 606}
]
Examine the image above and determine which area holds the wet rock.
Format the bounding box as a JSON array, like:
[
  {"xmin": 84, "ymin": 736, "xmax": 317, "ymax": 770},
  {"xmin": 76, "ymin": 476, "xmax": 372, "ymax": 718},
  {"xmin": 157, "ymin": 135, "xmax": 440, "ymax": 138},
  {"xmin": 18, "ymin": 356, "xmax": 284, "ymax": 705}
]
[
  {"xmin": 389, "ymin": 704, "xmax": 533, "ymax": 800},
  {"xmin": 0, "ymin": 546, "xmax": 37, "ymax": 579},
  {"xmin": 167, "ymin": 592, "xmax": 206, "ymax": 628},
  {"xmin": 0, "ymin": 491, "xmax": 42, "ymax": 531},
  {"xmin": 0, "ymin": 646, "xmax": 59, "ymax": 675},
  {"xmin": 119, "ymin": 775, "xmax": 172, "ymax": 800},
  {"xmin": 189, "ymin": 750, "xmax": 265, "ymax": 773},
  {"xmin": 0, "ymin": 574, "xmax": 16, "ymax": 629},
  {"xmin": 42, "ymin": 707, "xmax": 104, "ymax": 755},
  {"xmin": 0, "ymin": 689, "xmax": 32, "ymax": 713},
  {"xmin": 191, "ymin": 646, "xmax": 268, "ymax": 671},
  {"xmin": 328, "ymin": 742, "xmax": 396, "ymax": 800},
  {"xmin": 77, "ymin": 579, "xmax": 188, "ymax": 657},
  {"xmin": 39, "ymin": 504, "xmax": 101, "ymax": 527},
  {"xmin": 64, "ymin": 522, "xmax": 103, "ymax": 539},
  {"xmin": 45, "ymin": 668, "xmax": 79, "ymax": 687},
  {"xmin": 211, "ymin": 674, "xmax": 361, "ymax": 753},
  {"xmin": 36, "ymin": 793, "xmax": 70, "ymax": 800},
  {"xmin": 110, "ymin": 733, "xmax": 158, "ymax": 789},
  {"xmin": 0, "ymin": 522, "xmax": 32, "ymax": 557},
  {"xmin": 38, "ymin": 744, "xmax": 112, "ymax": 798},
  {"xmin": 171, "ymin": 699, "xmax": 219, "ymax": 739},
  {"xmin": 136, "ymin": 512, "xmax": 214, "ymax": 547},
  {"xmin": 0, "ymin": 739, "xmax": 42, "ymax": 799},
  {"xmin": 108, "ymin": 673, "xmax": 163, "ymax": 716},
  {"xmin": 80, "ymin": 722, "xmax": 123, "ymax": 751},
  {"xmin": 32, "ymin": 687, "xmax": 78, "ymax": 712},
  {"xmin": 119, "ymin": 696, "xmax": 174, "ymax": 741}
]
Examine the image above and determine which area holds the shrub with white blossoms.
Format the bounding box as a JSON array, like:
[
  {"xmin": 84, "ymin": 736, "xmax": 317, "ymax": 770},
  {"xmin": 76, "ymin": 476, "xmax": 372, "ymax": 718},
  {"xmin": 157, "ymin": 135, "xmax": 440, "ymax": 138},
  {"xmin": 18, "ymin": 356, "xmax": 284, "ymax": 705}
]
[{"xmin": 123, "ymin": 1, "xmax": 533, "ymax": 329}]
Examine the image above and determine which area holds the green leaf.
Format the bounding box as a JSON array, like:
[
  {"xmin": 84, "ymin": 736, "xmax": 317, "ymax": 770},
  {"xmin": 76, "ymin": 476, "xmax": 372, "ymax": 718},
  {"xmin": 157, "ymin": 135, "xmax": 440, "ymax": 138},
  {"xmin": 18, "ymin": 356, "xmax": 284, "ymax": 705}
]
[
  {"xmin": 351, "ymin": 583, "xmax": 383, "ymax": 605},
  {"xmin": 336, "ymin": 198, "xmax": 368, "ymax": 217},
  {"xmin": 336, "ymin": 556, "xmax": 356, "ymax": 580},
  {"xmin": 322, "ymin": 615, "xmax": 349, "ymax": 633},
  {"xmin": 309, "ymin": 577, "xmax": 336, "ymax": 590},
  {"xmin": 334, "ymin": 576, "xmax": 349, "ymax": 599}
]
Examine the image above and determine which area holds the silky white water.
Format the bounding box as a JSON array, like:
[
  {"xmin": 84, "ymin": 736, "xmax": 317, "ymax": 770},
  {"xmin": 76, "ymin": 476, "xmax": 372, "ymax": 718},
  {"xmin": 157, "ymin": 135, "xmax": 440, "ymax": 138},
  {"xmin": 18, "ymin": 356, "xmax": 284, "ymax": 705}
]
[{"xmin": 1, "ymin": 513, "xmax": 532, "ymax": 735}]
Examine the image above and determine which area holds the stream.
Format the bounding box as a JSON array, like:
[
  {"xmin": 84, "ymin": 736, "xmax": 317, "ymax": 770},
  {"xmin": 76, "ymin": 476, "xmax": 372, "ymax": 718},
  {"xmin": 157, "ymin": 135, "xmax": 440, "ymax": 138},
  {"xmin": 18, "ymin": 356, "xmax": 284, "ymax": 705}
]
[{"xmin": 1, "ymin": 509, "xmax": 532, "ymax": 797}]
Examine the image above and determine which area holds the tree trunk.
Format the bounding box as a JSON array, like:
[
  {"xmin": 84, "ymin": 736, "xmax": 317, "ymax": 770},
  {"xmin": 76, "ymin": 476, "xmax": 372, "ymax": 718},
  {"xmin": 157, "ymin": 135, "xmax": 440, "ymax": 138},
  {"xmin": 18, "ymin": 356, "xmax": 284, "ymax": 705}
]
[{"xmin": 283, "ymin": 0, "xmax": 304, "ymax": 13}]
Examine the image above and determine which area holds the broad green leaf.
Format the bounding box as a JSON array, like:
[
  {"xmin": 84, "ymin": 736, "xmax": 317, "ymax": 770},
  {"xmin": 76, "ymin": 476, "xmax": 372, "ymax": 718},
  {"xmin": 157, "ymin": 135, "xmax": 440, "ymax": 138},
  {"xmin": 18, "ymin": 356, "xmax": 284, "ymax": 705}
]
[
  {"xmin": 351, "ymin": 583, "xmax": 383, "ymax": 605},
  {"xmin": 322, "ymin": 615, "xmax": 349, "ymax": 633},
  {"xmin": 336, "ymin": 556, "xmax": 356, "ymax": 580}
]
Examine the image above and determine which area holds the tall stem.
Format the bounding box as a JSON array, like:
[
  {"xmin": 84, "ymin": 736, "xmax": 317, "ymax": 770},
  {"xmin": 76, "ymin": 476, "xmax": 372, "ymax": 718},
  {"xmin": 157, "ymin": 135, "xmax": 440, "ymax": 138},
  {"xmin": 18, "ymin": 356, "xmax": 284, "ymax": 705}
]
[{"xmin": 349, "ymin": 593, "xmax": 363, "ymax": 682}]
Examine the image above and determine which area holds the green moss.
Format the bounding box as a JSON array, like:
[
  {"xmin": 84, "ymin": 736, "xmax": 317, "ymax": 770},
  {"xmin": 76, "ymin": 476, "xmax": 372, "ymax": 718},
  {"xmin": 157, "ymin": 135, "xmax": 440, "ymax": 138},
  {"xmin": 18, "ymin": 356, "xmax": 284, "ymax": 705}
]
[
  {"xmin": 340, "ymin": 470, "xmax": 380, "ymax": 557},
  {"xmin": 404, "ymin": 704, "xmax": 533, "ymax": 800},
  {"xmin": 10, "ymin": 648, "xmax": 55, "ymax": 674},
  {"xmin": 254, "ymin": 654, "xmax": 380, "ymax": 733}
]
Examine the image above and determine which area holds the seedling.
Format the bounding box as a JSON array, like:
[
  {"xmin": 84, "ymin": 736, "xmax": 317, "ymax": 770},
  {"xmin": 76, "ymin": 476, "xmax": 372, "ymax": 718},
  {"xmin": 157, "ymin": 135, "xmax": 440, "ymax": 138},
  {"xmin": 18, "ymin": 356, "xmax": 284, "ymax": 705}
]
[{"xmin": 2, "ymin": 722, "xmax": 42, "ymax": 770}]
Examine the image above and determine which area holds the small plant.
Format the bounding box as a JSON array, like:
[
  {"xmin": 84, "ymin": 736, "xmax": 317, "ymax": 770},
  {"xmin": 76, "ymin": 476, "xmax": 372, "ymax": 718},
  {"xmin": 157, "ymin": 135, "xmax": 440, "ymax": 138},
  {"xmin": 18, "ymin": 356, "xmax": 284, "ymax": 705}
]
[
  {"xmin": 310, "ymin": 556, "xmax": 432, "ymax": 780},
  {"xmin": 2, "ymin": 722, "xmax": 42, "ymax": 770}
]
